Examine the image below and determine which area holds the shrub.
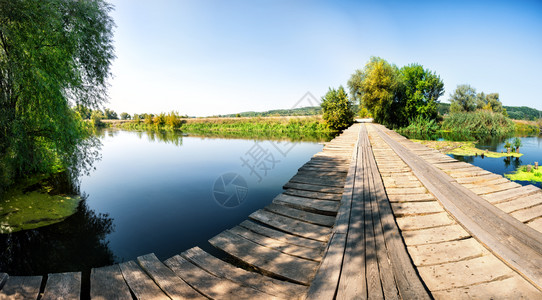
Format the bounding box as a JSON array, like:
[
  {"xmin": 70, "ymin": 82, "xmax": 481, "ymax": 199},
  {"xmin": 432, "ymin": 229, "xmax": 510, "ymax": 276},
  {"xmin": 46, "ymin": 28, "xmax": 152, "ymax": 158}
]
[
  {"xmin": 441, "ymin": 110, "xmax": 515, "ymax": 136},
  {"xmin": 321, "ymin": 86, "xmax": 355, "ymax": 131}
]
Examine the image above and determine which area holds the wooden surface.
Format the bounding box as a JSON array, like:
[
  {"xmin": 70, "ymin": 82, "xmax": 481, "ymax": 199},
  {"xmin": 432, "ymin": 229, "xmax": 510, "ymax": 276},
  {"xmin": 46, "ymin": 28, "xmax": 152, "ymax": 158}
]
[
  {"xmin": 119, "ymin": 260, "xmax": 170, "ymax": 300},
  {"xmin": 42, "ymin": 272, "xmax": 81, "ymax": 300},
  {"xmin": 0, "ymin": 276, "xmax": 42, "ymax": 300},
  {"xmin": 90, "ymin": 265, "xmax": 132, "ymax": 300}
]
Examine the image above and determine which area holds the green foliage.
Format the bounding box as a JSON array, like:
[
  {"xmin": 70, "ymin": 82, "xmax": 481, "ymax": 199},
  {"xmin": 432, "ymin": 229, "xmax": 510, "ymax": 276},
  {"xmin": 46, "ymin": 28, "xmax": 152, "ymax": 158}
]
[
  {"xmin": 505, "ymin": 106, "xmax": 542, "ymax": 121},
  {"xmin": 348, "ymin": 57, "xmax": 444, "ymax": 128},
  {"xmin": 103, "ymin": 108, "xmax": 118, "ymax": 119},
  {"xmin": 90, "ymin": 110, "xmax": 105, "ymax": 128},
  {"xmin": 144, "ymin": 113, "xmax": 154, "ymax": 125},
  {"xmin": 153, "ymin": 113, "xmax": 166, "ymax": 126},
  {"xmin": 442, "ymin": 111, "xmax": 515, "ymax": 136},
  {"xmin": 320, "ymin": 86, "xmax": 354, "ymax": 130},
  {"xmin": 397, "ymin": 116, "xmax": 440, "ymax": 136},
  {"xmin": 450, "ymin": 84, "xmax": 477, "ymax": 113},
  {"xmin": 165, "ymin": 111, "xmax": 181, "ymax": 128},
  {"xmin": 0, "ymin": 0, "xmax": 114, "ymax": 194},
  {"xmin": 437, "ymin": 103, "xmax": 451, "ymax": 115},
  {"xmin": 476, "ymin": 92, "xmax": 505, "ymax": 114},
  {"xmin": 120, "ymin": 112, "xmax": 131, "ymax": 120},
  {"xmin": 74, "ymin": 105, "xmax": 92, "ymax": 119},
  {"xmin": 400, "ymin": 64, "xmax": 444, "ymax": 121},
  {"xmin": 513, "ymin": 137, "xmax": 522, "ymax": 150},
  {"xmin": 221, "ymin": 106, "xmax": 324, "ymax": 117}
]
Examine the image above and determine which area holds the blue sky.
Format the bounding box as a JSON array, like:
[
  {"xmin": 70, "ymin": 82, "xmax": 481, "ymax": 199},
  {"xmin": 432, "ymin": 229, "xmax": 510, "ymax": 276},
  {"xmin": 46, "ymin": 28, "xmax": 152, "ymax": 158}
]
[{"xmin": 108, "ymin": 0, "xmax": 542, "ymax": 117}]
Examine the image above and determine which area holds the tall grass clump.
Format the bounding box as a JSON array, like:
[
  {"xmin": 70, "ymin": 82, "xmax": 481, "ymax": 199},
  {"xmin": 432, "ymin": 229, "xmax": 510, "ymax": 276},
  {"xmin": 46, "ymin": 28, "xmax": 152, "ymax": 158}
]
[
  {"xmin": 397, "ymin": 116, "xmax": 440, "ymax": 135},
  {"xmin": 442, "ymin": 111, "xmax": 515, "ymax": 136}
]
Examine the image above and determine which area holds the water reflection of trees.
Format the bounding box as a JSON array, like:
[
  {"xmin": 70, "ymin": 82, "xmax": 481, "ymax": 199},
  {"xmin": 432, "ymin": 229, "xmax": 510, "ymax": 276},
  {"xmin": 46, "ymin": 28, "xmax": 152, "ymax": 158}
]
[
  {"xmin": 0, "ymin": 198, "xmax": 115, "ymax": 275},
  {"xmin": 184, "ymin": 130, "xmax": 336, "ymax": 143},
  {"xmin": 503, "ymin": 156, "xmax": 522, "ymax": 169}
]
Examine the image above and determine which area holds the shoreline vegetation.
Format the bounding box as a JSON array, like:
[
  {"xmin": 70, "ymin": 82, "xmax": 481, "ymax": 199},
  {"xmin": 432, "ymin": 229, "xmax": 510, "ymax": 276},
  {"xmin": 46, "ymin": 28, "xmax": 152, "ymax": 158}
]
[{"xmin": 412, "ymin": 139, "xmax": 523, "ymax": 158}]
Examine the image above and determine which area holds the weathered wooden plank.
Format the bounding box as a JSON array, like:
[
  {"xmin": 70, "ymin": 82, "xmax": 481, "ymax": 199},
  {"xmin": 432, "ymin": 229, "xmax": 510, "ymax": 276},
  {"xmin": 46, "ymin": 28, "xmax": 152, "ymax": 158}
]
[
  {"xmin": 136, "ymin": 253, "xmax": 203, "ymax": 299},
  {"xmin": 511, "ymin": 204, "xmax": 542, "ymax": 223},
  {"xmin": 181, "ymin": 247, "xmax": 306, "ymax": 299},
  {"xmin": 0, "ymin": 276, "xmax": 42, "ymax": 300},
  {"xmin": 209, "ymin": 230, "xmax": 320, "ymax": 285},
  {"xmin": 0, "ymin": 273, "xmax": 7, "ymax": 290},
  {"xmin": 304, "ymin": 233, "xmax": 347, "ymax": 300},
  {"xmin": 470, "ymin": 181, "xmax": 522, "ymax": 195},
  {"xmin": 119, "ymin": 260, "xmax": 170, "ymax": 300},
  {"xmin": 249, "ymin": 209, "xmax": 331, "ymax": 242},
  {"xmin": 482, "ymin": 185, "xmax": 541, "ymax": 204},
  {"xmin": 407, "ymin": 238, "xmax": 488, "ymax": 266},
  {"xmin": 289, "ymin": 174, "xmax": 345, "ymax": 188},
  {"xmin": 229, "ymin": 226, "xmax": 323, "ymax": 261},
  {"xmin": 42, "ymin": 272, "xmax": 81, "ymax": 300},
  {"xmin": 91, "ymin": 264, "xmax": 132, "ymax": 300},
  {"xmin": 432, "ymin": 275, "xmax": 542, "ymax": 299},
  {"xmin": 461, "ymin": 176, "xmax": 510, "ymax": 188},
  {"xmin": 387, "ymin": 193, "xmax": 435, "ymax": 202},
  {"xmin": 395, "ymin": 212, "xmax": 455, "ymax": 231},
  {"xmin": 283, "ymin": 182, "xmax": 344, "ymax": 194},
  {"xmin": 239, "ymin": 220, "xmax": 324, "ymax": 249},
  {"xmin": 264, "ymin": 203, "xmax": 335, "ymax": 227},
  {"xmin": 495, "ymin": 193, "xmax": 542, "ymax": 213},
  {"xmin": 282, "ymin": 188, "xmax": 342, "ymax": 201},
  {"xmin": 455, "ymin": 173, "xmax": 503, "ymax": 184},
  {"xmin": 164, "ymin": 255, "xmax": 274, "ymax": 299},
  {"xmin": 401, "ymin": 224, "xmax": 471, "ymax": 246},
  {"xmin": 273, "ymin": 193, "xmax": 340, "ymax": 215},
  {"xmin": 390, "ymin": 201, "xmax": 444, "ymax": 216},
  {"xmin": 417, "ymin": 255, "xmax": 514, "ymax": 291},
  {"xmin": 385, "ymin": 187, "xmax": 428, "ymax": 195}
]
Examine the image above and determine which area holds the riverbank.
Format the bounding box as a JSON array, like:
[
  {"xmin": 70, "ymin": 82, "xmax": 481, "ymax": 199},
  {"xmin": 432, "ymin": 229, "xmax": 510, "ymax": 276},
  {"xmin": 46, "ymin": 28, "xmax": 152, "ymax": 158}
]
[{"xmin": 103, "ymin": 116, "xmax": 337, "ymax": 136}]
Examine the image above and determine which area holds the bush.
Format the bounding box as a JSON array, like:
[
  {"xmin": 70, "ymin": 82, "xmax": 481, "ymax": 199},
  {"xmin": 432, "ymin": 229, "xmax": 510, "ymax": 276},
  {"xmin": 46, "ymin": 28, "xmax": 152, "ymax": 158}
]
[
  {"xmin": 441, "ymin": 111, "xmax": 515, "ymax": 136},
  {"xmin": 321, "ymin": 86, "xmax": 355, "ymax": 131},
  {"xmin": 165, "ymin": 111, "xmax": 181, "ymax": 128},
  {"xmin": 90, "ymin": 110, "xmax": 105, "ymax": 127},
  {"xmin": 153, "ymin": 113, "xmax": 166, "ymax": 126}
]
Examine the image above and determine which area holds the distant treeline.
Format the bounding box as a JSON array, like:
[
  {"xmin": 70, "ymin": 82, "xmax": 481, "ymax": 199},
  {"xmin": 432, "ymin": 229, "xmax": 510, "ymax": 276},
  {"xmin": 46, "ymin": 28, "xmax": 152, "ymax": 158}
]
[{"xmin": 438, "ymin": 103, "xmax": 541, "ymax": 121}]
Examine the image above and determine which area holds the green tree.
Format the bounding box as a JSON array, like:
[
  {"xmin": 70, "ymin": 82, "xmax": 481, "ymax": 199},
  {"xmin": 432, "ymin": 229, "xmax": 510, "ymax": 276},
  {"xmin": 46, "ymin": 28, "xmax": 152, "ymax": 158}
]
[
  {"xmin": 0, "ymin": 0, "xmax": 115, "ymax": 192},
  {"xmin": 400, "ymin": 64, "xmax": 444, "ymax": 121},
  {"xmin": 476, "ymin": 92, "xmax": 505, "ymax": 115},
  {"xmin": 74, "ymin": 105, "xmax": 92, "ymax": 119},
  {"xmin": 321, "ymin": 86, "xmax": 355, "ymax": 130},
  {"xmin": 120, "ymin": 112, "xmax": 131, "ymax": 120},
  {"xmin": 450, "ymin": 84, "xmax": 477, "ymax": 113},
  {"xmin": 348, "ymin": 57, "xmax": 403, "ymax": 127},
  {"xmin": 103, "ymin": 108, "xmax": 118, "ymax": 119},
  {"xmin": 90, "ymin": 110, "xmax": 105, "ymax": 127}
]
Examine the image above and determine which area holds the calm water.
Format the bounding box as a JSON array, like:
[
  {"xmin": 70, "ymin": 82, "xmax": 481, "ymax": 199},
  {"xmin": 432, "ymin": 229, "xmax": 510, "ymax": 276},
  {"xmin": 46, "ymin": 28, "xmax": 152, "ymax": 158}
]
[
  {"xmin": 450, "ymin": 135, "xmax": 542, "ymax": 188},
  {"xmin": 0, "ymin": 129, "xmax": 331, "ymax": 276}
]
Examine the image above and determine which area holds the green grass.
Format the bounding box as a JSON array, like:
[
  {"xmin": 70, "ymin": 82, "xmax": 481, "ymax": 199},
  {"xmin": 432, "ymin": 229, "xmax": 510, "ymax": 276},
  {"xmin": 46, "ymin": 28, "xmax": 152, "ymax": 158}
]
[
  {"xmin": 505, "ymin": 165, "xmax": 542, "ymax": 183},
  {"xmin": 441, "ymin": 111, "xmax": 515, "ymax": 136}
]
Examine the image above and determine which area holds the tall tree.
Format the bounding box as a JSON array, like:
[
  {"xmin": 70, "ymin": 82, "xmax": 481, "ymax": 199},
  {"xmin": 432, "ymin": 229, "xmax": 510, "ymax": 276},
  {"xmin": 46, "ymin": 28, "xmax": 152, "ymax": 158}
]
[
  {"xmin": 348, "ymin": 57, "xmax": 403, "ymax": 127},
  {"xmin": 321, "ymin": 86, "xmax": 354, "ymax": 130},
  {"xmin": 450, "ymin": 84, "xmax": 477, "ymax": 113},
  {"xmin": 477, "ymin": 92, "xmax": 505, "ymax": 114},
  {"xmin": 0, "ymin": 0, "xmax": 115, "ymax": 191},
  {"xmin": 400, "ymin": 64, "xmax": 444, "ymax": 121}
]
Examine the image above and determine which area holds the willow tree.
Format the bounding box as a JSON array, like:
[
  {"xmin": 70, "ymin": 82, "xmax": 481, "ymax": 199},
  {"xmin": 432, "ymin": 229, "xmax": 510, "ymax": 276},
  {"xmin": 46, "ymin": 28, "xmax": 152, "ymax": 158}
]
[{"xmin": 0, "ymin": 0, "xmax": 115, "ymax": 192}]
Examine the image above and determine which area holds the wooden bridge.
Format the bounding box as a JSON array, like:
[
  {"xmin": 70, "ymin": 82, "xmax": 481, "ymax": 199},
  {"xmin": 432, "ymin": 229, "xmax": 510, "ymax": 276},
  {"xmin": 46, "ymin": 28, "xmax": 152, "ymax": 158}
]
[{"xmin": 2, "ymin": 123, "xmax": 542, "ymax": 299}]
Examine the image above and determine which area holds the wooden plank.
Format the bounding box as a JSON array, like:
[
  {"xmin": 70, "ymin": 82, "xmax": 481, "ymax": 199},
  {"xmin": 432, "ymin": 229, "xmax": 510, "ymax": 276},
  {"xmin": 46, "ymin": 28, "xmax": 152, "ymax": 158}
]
[
  {"xmin": 273, "ymin": 193, "xmax": 340, "ymax": 215},
  {"xmin": 0, "ymin": 273, "xmax": 7, "ymax": 290},
  {"xmin": 282, "ymin": 188, "xmax": 342, "ymax": 201},
  {"xmin": 407, "ymin": 238, "xmax": 489, "ymax": 266},
  {"xmin": 432, "ymin": 275, "xmax": 542, "ymax": 299},
  {"xmin": 289, "ymin": 174, "xmax": 345, "ymax": 188},
  {"xmin": 283, "ymin": 181, "xmax": 344, "ymax": 194},
  {"xmin": 387, "ymin": 193, "xmax": 435, "ymax": 202},
  {"xmin": 239, "ymin": 220, "xmax": 325, "ymax": 249},
  {"xmin": 264, "ymin": 203, "xmax": 335, "ymax": 227},
  {"xmin": 249, "ymin": 209, "xmax": 331, "ymax": 242},
  {"xmin": 496, "ymin": 193, "xmax": 542, "ymax": 213},
  {"xmin": 91, "ymin": 264, "xmax": 132, "ymax": 300},
  {"xmin": 455, "ymin": 173, "xmax": 503, "ymax": 184},
  {"xmin": 0, "ymin": 276, "xmax": 42, "ymax": 300},
  {"xmin": 119, "ymin": 260, "xmax": 170, "ymax": 300},
  {"xmin": 136, "ymin": 253, "xmax": 203, "ymax": 299},
  {"xmin": 395, "ymin": 212, "xmax": 455, "ymax": 231},
  {"xmin": 229, "ymin": 226, "xmax": 323, "ymax": 261},
  {"xmin": 305, "ymin": 233, "xmax": 347, "ymax": 300},
  {"xmin": 42, "ymin": 272, "xmax": 81, "ymax": 300},
  {"xmin": 470, "ymin": 181, "xmax": 522, "ymax": 195},
  {"xmin": 417, "ymin": 255, "xmax": 514, "ymax": 291},
  {"xmin": 401, "ymin": 224, "xmax": 471, "ymax": 246},
  {"xmin": 482, "ymin": 185, "xmax": 541, "ymax": 204},
  {"xmin": 209, "ymin": 230, "xmax": 320, "ymax": 285},
  {"xmin": 181, "ymin": 247, "xmax": 306, "ymax": 299},
  {"xmin": 164, "ymin": 255, "xmax": 274, "ymax": 299},
  {"xmin": 390, "ymin": 201, "xmax": 444, "ymax": 216},
  {"xmin": 385, "ymin": 187, "xmax": 428, "ymax": 195},
  {"xmin": 511, "ymin": 204, "xmax": 542, "ymax": 223}
]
